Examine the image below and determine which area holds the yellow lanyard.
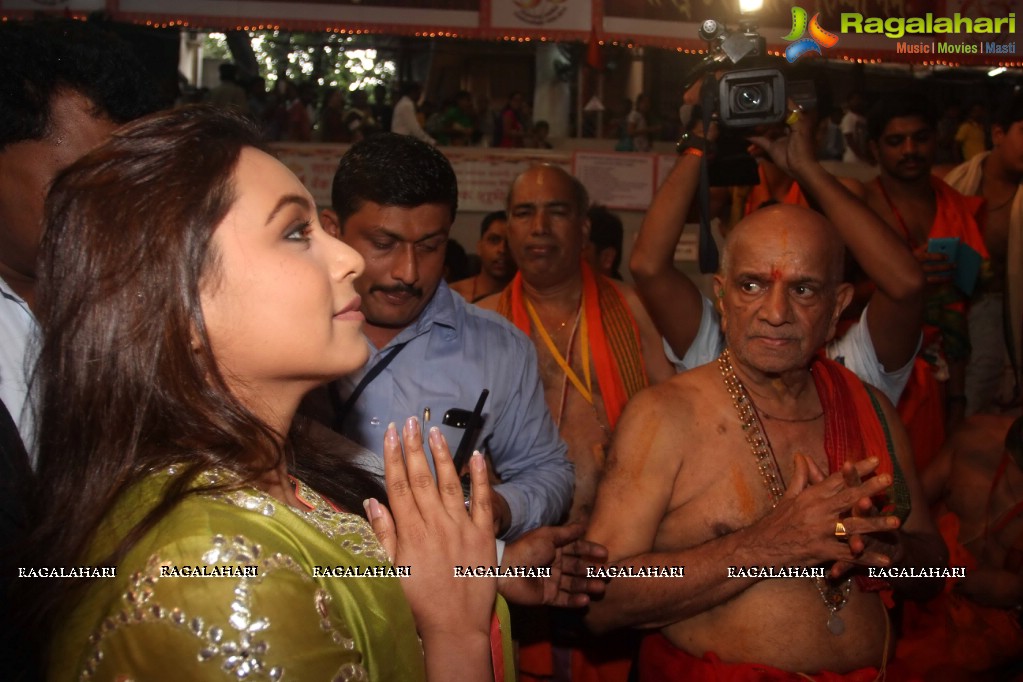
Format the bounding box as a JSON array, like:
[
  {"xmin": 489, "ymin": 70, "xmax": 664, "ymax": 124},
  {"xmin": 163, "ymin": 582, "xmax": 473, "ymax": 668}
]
[{"xmin": 525, "ymin": 297, "xmax": 592, "ymax": 404}]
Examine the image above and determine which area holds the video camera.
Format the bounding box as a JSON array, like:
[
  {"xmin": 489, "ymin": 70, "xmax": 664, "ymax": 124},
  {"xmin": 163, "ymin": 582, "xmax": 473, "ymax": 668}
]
[
  {"xmin": 683, "ymin": 17, "xmax": 816, "ymax": 128},
  {"xmin": 682, "ymin": 10, "xmax": 818, "ymax": 274}
]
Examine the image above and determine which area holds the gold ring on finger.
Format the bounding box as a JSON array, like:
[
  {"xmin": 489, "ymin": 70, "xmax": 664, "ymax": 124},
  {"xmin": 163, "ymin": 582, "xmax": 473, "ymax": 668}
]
[{"xmin": 834, "ymin": 520, "xmax": 849, "ymax": 541}]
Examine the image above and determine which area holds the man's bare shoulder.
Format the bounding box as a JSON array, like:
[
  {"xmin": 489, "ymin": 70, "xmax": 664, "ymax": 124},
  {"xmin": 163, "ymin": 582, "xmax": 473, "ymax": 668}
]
[
  {"xmin": 603, "ymin": 370, "xmax": 723, "ymax": 487},
  {"xmin": 858, "ymin": 176, "xmax": 883, "ymax": 204},
  {"xmin": 475, "ymin": 290, "xmax": 501, "ymax": 311},
  {"xmin": 624, "ymin": 361, "xmax": 722, "ymax": 423},
  {"xmin": 448, "ymin": 277, "xmax": 473, "ymax": 299}
]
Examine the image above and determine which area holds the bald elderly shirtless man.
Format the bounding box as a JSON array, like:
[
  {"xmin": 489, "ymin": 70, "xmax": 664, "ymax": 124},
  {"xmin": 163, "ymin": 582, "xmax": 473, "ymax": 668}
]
[{"xmin": 585, "ymin": 204, "xmax": 948, "ymax": 680}]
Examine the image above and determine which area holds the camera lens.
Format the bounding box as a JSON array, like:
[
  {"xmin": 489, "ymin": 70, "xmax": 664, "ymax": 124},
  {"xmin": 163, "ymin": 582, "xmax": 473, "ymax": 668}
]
[
  {"xmin": 734, "ymin": 85, "xmax": 765, "ymax": 112},
  {"xmin": 718, "ymin": 69, "xmax": 787, "ymax": 127}
]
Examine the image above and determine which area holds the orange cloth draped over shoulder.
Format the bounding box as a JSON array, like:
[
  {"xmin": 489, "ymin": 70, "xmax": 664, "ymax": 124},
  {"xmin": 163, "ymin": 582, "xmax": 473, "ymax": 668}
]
[
  {"xmin": 743, "ymin": 164, "xmax": 810, "ymax": 216},
  {"xmin": 890, "ymin": 177, "xmax": 988, "ymax": 474},
  {"xmin": 815, "ymin": 357, "xmax": 911, "ymax": 546},
  {"xmin": 813, "ymin": 358, "xmax": 901, "ymax": 484},
  {"xmin": 925, "ymin": 176, "xmax": 988, "ymax": 254},
  {"xmin": 495, "ymin": 260, "xmax": 648, "ymax": 429},
  {"xmin": 816, "ymin": 357, "xmax": 910, "ymax": 602}
]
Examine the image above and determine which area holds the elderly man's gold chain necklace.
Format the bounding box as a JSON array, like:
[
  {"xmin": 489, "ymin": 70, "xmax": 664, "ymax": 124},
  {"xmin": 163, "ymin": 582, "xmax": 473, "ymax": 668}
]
[{"xmin": 718, "ymin": 349, "xmax": 852, "ymax": 636}]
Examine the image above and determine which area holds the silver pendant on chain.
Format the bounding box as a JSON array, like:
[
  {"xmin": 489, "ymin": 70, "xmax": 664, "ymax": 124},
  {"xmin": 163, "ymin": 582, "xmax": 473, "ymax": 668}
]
[{"xmin": 827, "ymin": 612, "xmax": 845, "ymax": 635}]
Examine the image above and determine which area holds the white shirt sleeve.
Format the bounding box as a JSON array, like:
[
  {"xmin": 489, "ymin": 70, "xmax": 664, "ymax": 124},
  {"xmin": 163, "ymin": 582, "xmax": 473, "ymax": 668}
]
[
  {"xmin": 391, "ymin": 97, "xmax": 436, "ymax": 145},
  {"xmin": 825, "ymin": 305, "xmax": 919, "ymax": 405},
  {"xmin": 840, "ymin": 112, "xmax": 857, "ymax": 135},
  {"xmin": 663, "ymin": 295, "xmax": 725, "ymax": 372}
]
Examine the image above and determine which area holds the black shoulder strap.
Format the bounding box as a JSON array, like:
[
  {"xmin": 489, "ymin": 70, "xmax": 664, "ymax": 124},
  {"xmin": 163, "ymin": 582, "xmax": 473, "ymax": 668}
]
[
  {"xmin": 329, "ymin": 341, "xmax": 409, "ymax": 433},
  {"xmin": 697, "ymin": 74, "xmax": 721, "ymax": 274},
  {"xmin": 0, "ymin": 397, "xmax": 31, "ymax": 550}
]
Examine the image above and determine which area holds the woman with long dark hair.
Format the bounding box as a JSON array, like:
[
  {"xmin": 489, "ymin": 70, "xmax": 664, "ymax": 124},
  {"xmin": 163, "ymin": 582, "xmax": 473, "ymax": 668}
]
[{"xmin": 24, "ymin": 106, "xmax": 498, "ymax": 680}]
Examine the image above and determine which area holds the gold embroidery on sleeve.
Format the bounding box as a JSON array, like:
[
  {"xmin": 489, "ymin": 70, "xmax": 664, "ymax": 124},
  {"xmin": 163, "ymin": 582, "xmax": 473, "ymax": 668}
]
[{"xmin": 81, "ymin": 536, "xmax": 369, "ymax": 682}]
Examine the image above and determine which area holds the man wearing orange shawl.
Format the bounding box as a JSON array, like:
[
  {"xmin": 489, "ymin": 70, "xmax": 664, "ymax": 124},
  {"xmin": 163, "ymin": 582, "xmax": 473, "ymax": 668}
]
[
  {"xmin": 479, "ymin": 164, "xmax": 673, "ymax": 682},
  {"xmin": 736, "ymin": 139, "xmax": 862, "ymax": 229},
  {"xmin": 742, "ymin": 159, "xmax": 810, "ymax": 217},
  {"xmin": 585, "ymin": 203, "xmax": 946, "ymax": 681},
  {"xmin": 862, "ymin": 99, "xmax": 989, "ymax": 474}
]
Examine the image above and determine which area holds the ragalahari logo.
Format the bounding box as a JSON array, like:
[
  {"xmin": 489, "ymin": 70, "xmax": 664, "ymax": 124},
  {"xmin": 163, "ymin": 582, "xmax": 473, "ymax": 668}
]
[{"xmin": 782, "ymin": 7, "xmax": 839, "ymax": 62}]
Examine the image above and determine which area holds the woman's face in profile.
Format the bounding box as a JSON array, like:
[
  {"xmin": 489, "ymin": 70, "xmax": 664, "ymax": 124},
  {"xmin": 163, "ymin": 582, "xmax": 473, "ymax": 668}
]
[{"xmin": 200, "ymin": 147, "xmax": 369, "ymax": 408}]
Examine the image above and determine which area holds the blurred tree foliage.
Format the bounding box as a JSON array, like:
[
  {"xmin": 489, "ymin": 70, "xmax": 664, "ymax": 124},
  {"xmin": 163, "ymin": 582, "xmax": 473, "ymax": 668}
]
[{"xmin": 204, "ymin": 30, "xmax": 395, "ymax": 92}]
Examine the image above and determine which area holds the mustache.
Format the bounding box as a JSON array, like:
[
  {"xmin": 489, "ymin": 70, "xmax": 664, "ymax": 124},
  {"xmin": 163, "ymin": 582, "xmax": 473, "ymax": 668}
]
[
  {"xmin": 371, "ymin": 283, "xmax": 423, "ymax": 298},
  {"xmin": 897, "ymin": 155, "xmax": 927, "ymax": 165}
]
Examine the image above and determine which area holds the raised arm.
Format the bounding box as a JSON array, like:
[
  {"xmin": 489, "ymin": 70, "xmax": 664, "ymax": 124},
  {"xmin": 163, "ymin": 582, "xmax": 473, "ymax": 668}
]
[
  {"xmin": 628, "ymin": 148, "xmax": 706, "ymax": 360},
  {"xmin": 615, "ymin": 280, "xmax": 676, "ymax": 385},
  {"xmin": 752, "ymin": 112, "xmax": 924, "ymax": 372}
]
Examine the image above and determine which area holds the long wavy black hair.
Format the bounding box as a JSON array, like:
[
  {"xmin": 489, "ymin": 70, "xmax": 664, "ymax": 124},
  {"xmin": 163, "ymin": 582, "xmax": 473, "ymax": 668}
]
[{"xmin": 22, "ymin": 105, "xmax": 384, "ymax": 655}]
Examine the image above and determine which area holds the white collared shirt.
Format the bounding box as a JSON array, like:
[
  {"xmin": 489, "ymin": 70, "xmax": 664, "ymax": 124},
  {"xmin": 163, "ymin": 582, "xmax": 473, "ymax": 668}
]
[
  {"xmin": 390, "ymin": 96, "xmax": 436, "ymax": 145},
  {"xmin": 0, "ymin": 274, "xmax": 37, "ymax": 464}
]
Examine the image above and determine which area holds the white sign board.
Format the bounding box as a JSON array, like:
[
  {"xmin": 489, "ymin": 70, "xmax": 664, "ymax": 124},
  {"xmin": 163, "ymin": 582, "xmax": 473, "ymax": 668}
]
[{"xmin": 572, "ymin": 151, "xmax": 655, "ymax": 211}]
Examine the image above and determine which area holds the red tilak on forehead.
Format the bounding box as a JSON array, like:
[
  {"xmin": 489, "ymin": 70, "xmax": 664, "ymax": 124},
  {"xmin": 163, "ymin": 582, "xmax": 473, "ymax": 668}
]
[{"xmin": 770, "ymin": 268, "xmax": 782, "ymax": 281}]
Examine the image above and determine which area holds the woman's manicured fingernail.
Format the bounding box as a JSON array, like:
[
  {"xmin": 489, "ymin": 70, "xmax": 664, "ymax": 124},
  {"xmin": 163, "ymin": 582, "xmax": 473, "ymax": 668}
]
[{"xmin": 471, "ymin": 450, "xmax": 485, "ymax": 471}]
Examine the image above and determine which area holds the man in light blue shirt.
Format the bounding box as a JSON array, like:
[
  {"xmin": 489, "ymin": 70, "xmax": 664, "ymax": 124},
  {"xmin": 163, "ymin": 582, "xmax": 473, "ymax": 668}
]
[{"xmin": 316, "ymin": 133, "xmax": 573, "ymax": 541}]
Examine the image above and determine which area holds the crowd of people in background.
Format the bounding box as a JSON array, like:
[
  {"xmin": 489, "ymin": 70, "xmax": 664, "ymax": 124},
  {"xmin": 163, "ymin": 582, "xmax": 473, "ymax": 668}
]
[
  {"xmin": 816, "ymin": 92, "xmax": 1001, "ymax": 167},
  {"xmin": 197, "ymin": 61, "xmax": 1011, "ymax": 171},
  {"xmin": 191, "ymin": 63, "xmax": 556, "ymax": 149}
]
